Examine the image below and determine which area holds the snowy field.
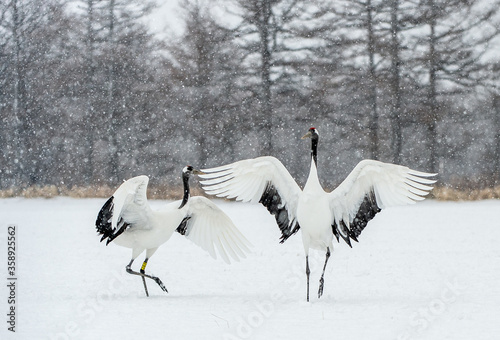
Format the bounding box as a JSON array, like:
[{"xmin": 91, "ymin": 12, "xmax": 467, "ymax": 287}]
[{"xmin": 1, "ymin": 197, "xmax": 499, "ymax": 340}]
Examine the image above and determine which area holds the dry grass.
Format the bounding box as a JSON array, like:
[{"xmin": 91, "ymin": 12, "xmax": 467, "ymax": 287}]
[
  {"xmin": 432, "ymin": 185, "xmax": 500, "ymax": 201},
  {"xmin": 0, "ymin": 184, "xmax": 206, "ymax": 200}
]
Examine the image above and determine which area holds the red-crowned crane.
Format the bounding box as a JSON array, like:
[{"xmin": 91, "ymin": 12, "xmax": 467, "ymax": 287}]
[
  {"xmin": 95, "ymin": 166, "xmax": 251, "ymax": 296},
  {"xmin": 200, "ymin": 128, "xmax": 436, "ymax": 301}
]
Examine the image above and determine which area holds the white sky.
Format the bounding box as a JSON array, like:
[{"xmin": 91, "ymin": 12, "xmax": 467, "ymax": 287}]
[
  {"xmin": 147, "ymin": 0, "xmax": 184, "ymax": 37},
  {"xmin": 146, "ymin": 0, "xmax": 241, "ymax": 38}
]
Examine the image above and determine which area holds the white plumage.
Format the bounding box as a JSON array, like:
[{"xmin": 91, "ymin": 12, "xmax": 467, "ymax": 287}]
[
  {"xmin": 200, "ymin": 127, "xmax": 436, "ymax": 301},
  {"xmin": 95, "ymin": 167, "xmax": 251, "ymax": 296}
]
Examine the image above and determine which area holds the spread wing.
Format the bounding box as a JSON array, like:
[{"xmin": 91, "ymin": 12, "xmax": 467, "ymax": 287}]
[
  {"xmin": 200, "ymin": 156, "xmax": 303, "ymax": 243},
  {"xmin": 176, "ymin": 196, "xmax": 251, "ymax": 264},
  {"xmin": 95, "ymin": 175, "xmax": 151, "ymax": 245},
  {"xmin": 328, "ymin": 160, "xmax": 436, "ymax": 247}
]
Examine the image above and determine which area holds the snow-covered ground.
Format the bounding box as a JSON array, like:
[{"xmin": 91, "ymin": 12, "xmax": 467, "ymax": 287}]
[{"xmin": 0, "ymin": 197, "xmax": 499, "ymax": 339}]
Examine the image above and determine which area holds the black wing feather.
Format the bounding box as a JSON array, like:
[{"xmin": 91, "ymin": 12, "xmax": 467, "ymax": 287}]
[
  {"xmin": 259, "ymin": 183, "xmax": 300, "ymax": 243},
  {"xmin": 332, "ymin": 190, "xmax": 381, "ymax": 247},
  {"xmin": 96, "ymin": 197, "xmax": 114, "ymax": 238},
  {"xmin": 175, "ymin": 216, "xmax": 191, "ymax": 236},
  {"xmin": 95, "ymin": 196, "xmax": 130, "ymax": 245}
]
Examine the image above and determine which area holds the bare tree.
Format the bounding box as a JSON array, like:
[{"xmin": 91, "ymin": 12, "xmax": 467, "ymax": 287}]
[
  {"xmin": 0, "ymin": 0, "xmax": 61, "ymax": 186},
  {"xmin": 232, "ymin": 0, "xmax": 315, "ymax": 155},
  {"xmin": 98, "ymin": 0, "xmax": 155, "ymax": 183},
  {"xmin": 363, "ymin": 0, "xmax": 424, "ymax": 164},
  {"xmin": 493, "ymin": 95, "xmax": 500, "ymax": 184},
  {"xmin": 167, "ymin": 1, "xmax": 244, "ymax": 167},
  {"xmin": 410, "ymin": 0, "xmax": 500, "ymax": 173},
  {"xmin": 366, "ymin": 0, "xmax": 380, "ymax": 160},
  {"xmin": 323, "ymin": 0, "xmax": 386, "ymax": 159},
  {"xmin": 83, "ymin": 0, "xmax": 99, "ymax": 185}
]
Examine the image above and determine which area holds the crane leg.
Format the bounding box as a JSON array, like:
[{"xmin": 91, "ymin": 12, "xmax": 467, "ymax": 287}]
[
  {"xmin": 306, "ymin": 255, "xmax": 310, "ymax": 302},
  {"xmin": 126, "ymin": 258, "xmax": 168, "ymax": 296},
  {"xmin": 318, "ymin": 247, "xmax": 331, "ymax": 299},
  {"xmin": 141, "ymin": 276, "xmax": 149, "ymax": 297}
]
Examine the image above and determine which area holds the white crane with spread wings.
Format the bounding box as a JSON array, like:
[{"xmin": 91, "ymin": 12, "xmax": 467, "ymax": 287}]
[{"xmin": 200, "ymin": 128, "xmax": 436, "ymax": 301}]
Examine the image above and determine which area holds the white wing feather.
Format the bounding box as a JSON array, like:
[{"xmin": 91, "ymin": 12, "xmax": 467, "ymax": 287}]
[
  {"xmin": 183, "ymin": 196, "xmax": 251, "ymax": 264},
  {"xmin": 110, "ymin": 175, "xmax": 150, "ymax": 232},
  {"xmin": 200, "ymin": 156, "xmax": 302, "ymax": 232},
  {"xmin": 329, "ymin": 159, "xmax": 436, "ymax": 229}
]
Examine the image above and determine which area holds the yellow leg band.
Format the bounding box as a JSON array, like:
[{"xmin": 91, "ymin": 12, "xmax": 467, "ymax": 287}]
[{"xmin": 141, "ymin": 261, "xmax": 147, "ymax": 271}]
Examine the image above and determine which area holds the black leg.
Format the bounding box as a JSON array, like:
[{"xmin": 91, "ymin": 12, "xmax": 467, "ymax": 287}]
[
  {"xmin": 126, "ymin": 258, "xmax": 168, "ymax": 296},
  {"xmin": 141, "ymin": 276, "xmax": 149, "ymax": 297},
  {"xmin": 306, "ymin": 255, "xmax": 310, "ymax": 302},
  {"xmin": 140, "ymin": 259, "xmax": 150, "ymax": 297},
  {"xmin": 318, "ymin": 247, "xmax": 331, "ymax": 299}
]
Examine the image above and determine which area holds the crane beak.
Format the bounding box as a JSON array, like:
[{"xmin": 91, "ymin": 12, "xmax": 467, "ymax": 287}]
[
  {"xmin": 193, "ymin": 169, "xmax": 206, "ymax": 175},
  {"xmin": 301, "ymin": 131, "xmax": 312, "ymax": 139}
]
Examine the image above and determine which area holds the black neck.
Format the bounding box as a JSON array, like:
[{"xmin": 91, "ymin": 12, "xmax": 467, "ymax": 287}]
[
  {"xmin": 311, "ymin": 135, "xmax": 318, "ymax": 166},
  {"xmin": 179, "ymin": 173, "xmax": 190, "ymax": 209}
]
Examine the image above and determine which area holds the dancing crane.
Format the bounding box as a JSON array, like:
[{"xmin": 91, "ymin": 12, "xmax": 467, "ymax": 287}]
[
  {"xmin": 95, "ymin": 166, "xmax": 250, "ymax": 296},
  {"xmin": 200, "ymin": 128, "xmax": 436, "ymax": 301}
]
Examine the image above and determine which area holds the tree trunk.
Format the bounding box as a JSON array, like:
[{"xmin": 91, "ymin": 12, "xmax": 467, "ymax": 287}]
[
  {"xmin": 390, "ymin": 0, "xmax": 402, "ymax": 164},
  {"xmin": 366, "ymin": 0, "xmax": 379, "ymax": 160},
  {"xmin": 84, "ymin": 0, "xmax": 96, "ymax": 185},
  {"xmin": 107, "ymin": 0, "xmax": 120, "ymax": 184},
  {"xmin": 11, "ymin": 0, "xmax": 31, "ymax": 185},
  {"xmin": 494, "ymin": 95, "xmax": 500, "ymax": 185},
  {"xmin": 258, "ymin": 0, "xmax": 273, "ymax": 155},
  {"xmin": 427, "ymin": 3, "xmax": 439, "ymax": 174}
]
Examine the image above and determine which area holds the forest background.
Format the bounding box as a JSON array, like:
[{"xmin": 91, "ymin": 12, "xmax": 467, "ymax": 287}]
[{"xmin": 2, "ymin": 0, "xmax": 500, "ymax": 199}]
